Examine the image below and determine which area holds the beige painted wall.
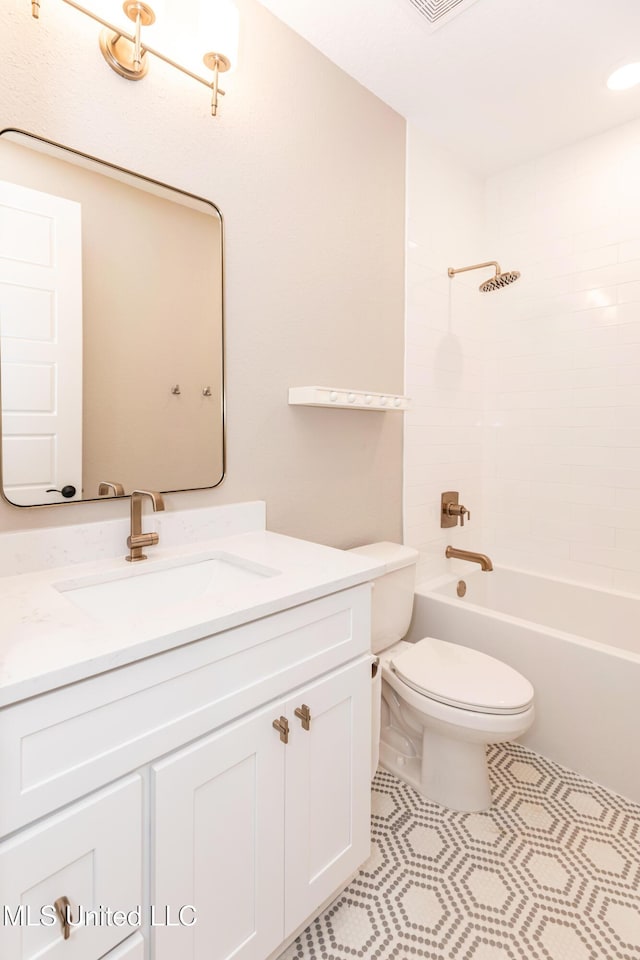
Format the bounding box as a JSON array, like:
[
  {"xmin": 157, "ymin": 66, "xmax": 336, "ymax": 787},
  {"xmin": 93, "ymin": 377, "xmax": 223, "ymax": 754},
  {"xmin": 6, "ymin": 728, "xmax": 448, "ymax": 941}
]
[{"xmin": 0, "ymin": 0, "xmax": 405, "ymax": 547}]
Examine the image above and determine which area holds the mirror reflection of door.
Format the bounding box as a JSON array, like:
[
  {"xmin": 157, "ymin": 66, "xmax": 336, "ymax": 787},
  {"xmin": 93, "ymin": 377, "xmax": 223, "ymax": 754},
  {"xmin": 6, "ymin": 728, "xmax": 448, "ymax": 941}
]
[
  {"xmin": 0, "ymin": 180, "xmax": 83, "ymax": 505},
  {"xmin": 0, "ymin": 130, "xmax": 225, "ymax": 505}
]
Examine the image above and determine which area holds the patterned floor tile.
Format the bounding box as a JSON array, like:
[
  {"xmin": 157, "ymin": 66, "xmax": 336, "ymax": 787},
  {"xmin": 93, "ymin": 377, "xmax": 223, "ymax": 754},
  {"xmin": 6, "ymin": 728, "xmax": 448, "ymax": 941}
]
[{"xmin": 277, "ymin": 743, "xmax": 640, "ymax": 960}]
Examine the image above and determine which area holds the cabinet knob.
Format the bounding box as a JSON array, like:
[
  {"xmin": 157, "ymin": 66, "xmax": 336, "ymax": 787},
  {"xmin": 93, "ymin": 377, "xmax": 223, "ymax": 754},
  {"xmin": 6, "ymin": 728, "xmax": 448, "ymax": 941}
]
[
  {"xmin": 272, "ymin": 716, "xmax": 289, "ymax": 744},
  {"xmin": 54, "ymin": 896, "xmax": 72, "ymax": 940},
  {"xmin": 294, "ymin": 703, "xmax": 311, "ymax": 731}
]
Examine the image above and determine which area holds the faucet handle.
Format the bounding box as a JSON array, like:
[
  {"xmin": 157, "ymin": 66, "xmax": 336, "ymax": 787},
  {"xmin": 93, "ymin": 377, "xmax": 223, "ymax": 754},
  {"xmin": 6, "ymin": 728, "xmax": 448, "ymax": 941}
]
[
  {"xmin": 98, "ymin": 480, "xmax": 125, "ymax": 497},
  {"xmin": 131, "ymin": 490, "xmax": 165, "ymax": 511},
  {"xmin": 449, "ymin": 503, "xmax": 470, "ymax": 526},
  {"xmin": 442, "ymin": 493, "xmax": 470, "ymax": 527}
]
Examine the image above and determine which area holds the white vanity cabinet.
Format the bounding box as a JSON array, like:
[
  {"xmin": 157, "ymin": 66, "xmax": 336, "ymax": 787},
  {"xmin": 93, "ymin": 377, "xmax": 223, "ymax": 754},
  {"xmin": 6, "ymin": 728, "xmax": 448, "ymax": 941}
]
[
  {"xmin": 102, "ymin": 935, "xmax": 146, "ymax": 959},
  {"xmin": 152, "ymin": 658, "xmax": 371, "ymax": 960},
  {"xmin": 282, "ymin": 659, "xmax": 371, "ymax": 935},
  {"xmin": 0, "ymin": 777, "xmax": 143, "ymax": 960},
  {"xmin": 0, "ymin": 583, "xmax": 373, "ymax": 960},
  {"xmin": 152, "ymin": 699, "xmax": 287, "ymax": 960}
]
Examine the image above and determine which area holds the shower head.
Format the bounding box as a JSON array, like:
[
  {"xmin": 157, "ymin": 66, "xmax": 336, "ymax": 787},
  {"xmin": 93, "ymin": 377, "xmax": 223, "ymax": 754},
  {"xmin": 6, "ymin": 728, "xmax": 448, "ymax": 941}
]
[
  {"xmin": 448, "ymin": 261, "xmax": 521, "ymax": 293},
  {"xmin": 478, "ymin": 270, "xmax": 520, "ymax": 292}
]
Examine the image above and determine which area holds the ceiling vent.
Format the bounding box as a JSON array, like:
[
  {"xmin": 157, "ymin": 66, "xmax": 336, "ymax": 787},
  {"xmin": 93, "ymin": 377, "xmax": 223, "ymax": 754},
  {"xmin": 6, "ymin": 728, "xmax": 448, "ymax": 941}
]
[{"xmin": 406, "ymin": 0, "xmax": 481, "ymax": 31}]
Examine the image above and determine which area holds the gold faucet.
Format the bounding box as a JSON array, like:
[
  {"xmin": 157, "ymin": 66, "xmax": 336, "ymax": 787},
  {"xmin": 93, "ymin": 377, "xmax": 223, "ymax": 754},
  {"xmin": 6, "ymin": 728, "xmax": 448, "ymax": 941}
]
[
  {"xmin": 98, "ymin": 480, "xmax": 125, "ymax": 497},
  {"xmin": 126, "ymin": 490, "xmax": 165, "ymax": 562},
  {"xmin": 445, "ymin": 545, "xmax": 493, "ymax": 572}
]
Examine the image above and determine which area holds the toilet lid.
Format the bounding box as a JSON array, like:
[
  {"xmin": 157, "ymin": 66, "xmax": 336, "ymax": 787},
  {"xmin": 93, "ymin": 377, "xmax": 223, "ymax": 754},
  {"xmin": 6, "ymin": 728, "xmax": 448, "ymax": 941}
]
[{"xmin": 390, "ymin": 637, "xmax": 534, "ymax": 715}]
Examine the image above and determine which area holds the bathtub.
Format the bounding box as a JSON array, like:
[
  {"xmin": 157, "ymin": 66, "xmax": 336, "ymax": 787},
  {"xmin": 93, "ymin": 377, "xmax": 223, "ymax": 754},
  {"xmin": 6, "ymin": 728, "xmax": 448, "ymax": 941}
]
[{"xmin": 409, "ymin": 567, "xmax": 640, "ymax": 803}]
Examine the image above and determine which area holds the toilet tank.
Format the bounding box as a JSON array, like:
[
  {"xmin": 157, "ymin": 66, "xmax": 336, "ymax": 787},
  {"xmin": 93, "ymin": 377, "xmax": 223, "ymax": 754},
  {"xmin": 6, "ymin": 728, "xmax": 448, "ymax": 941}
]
[{"xmin": 348, "ymin": 542, "xmax": 419, "ymax": 654}]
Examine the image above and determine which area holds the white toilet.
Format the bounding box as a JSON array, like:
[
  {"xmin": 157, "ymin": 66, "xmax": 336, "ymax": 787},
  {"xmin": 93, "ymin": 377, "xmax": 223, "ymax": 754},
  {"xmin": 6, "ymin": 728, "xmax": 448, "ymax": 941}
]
[{"xmin": 350, "ymin": 542, "xmax": 535, "ymax": 812}]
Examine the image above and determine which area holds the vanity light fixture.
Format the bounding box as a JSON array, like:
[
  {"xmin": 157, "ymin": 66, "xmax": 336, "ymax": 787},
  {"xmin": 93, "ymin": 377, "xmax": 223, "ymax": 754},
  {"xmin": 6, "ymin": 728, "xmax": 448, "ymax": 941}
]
[
  {"xmin": 30, "ymin": 0, "xmax": 239, "ymax": 117},
  {"xmin": 607, "ymin": 62, "xmax": 640, "ymax": 91}
]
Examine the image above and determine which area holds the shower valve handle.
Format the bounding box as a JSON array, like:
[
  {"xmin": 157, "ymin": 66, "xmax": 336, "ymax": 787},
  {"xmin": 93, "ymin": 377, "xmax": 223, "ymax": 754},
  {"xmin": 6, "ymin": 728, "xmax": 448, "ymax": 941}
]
[
  {"xmin": 447, "ymin": 502, "xmax": 470, "ymax": 526},
  {"xmin": 457, "ymin": 505, "xmax": 470, "ymax": 526},
  {"xmin": 441, "ymin": 492, "xmax": 471, "ymax": 528}
]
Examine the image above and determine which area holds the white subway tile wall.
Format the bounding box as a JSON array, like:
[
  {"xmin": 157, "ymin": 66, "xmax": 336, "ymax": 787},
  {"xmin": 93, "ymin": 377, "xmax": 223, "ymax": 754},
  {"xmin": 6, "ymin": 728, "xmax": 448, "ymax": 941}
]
[
  {"xmin": 485, "ymin": 118, "xmax": 640, "ymax": 593},
  {"xmin": 405, "ymin": 118, "xmax": 640, "ymax": 593}
]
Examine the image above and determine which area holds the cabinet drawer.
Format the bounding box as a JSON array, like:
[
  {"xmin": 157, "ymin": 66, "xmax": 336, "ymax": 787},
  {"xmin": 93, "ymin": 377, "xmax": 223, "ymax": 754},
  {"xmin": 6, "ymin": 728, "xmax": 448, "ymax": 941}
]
[
  {"xmin": 0, "ymin": 584, "xmax": 370, "ymax": 834},
  {"xmin": 0, "ymin": 776, "xmax": 142, "ymax": 960}
]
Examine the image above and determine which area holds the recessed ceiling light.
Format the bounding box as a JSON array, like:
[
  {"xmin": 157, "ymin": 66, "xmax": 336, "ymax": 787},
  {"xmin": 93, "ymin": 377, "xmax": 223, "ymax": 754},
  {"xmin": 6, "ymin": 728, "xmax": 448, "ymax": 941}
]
[{"xmin": 607, "ymin": 62, "xmax": 640, "ymax": 91}]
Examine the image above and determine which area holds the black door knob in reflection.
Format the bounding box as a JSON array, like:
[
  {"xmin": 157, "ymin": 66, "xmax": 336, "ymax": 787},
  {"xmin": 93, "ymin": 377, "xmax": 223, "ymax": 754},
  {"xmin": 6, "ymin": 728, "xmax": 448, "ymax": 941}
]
[{"xmin": 46, "ymin": 485, "xmax": 77, "ymax": 499}]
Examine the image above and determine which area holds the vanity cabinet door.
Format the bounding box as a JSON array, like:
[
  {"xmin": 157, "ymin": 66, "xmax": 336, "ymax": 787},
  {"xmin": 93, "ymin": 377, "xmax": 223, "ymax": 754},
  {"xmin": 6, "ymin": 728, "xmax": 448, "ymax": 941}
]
[
  {"xmin": 151, "ymin": 701, "xmax": 286, "ymax": 960},
  {"xmin": 283, "ymin": 657, "xmax": 372, "ymax": 937},
  {"xmin": 100, "ymin": 933, "xmax": 145, "ymax": 959},
  {"xmin": 0, "ymin": 776, "xmax": 142, "ymax": 960}
]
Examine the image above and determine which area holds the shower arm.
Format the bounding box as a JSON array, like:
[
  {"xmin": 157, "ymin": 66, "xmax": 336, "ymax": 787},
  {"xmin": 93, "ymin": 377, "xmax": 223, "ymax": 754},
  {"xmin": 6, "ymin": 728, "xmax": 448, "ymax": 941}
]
[{"xmin": 448, "ymin": 261, "xmax": 501, "ymax": 278}]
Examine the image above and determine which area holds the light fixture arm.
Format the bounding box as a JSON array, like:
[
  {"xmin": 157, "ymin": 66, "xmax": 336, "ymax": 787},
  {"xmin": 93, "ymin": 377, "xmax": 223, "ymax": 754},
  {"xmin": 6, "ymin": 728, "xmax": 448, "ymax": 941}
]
[
  {"xmin": 31, "ymin": 0, "xmax": 231, "ymax": 114},
  {"xmin": 133, "ymin": 10, "xmax": 143, "ymax": 74},
  {"xmin": 204, "ymin": 52, "xmax": 230, "ymax": 117},
  {"xmin": 211, "ymin": 56, "xmax": 221, "ymax": 117}
]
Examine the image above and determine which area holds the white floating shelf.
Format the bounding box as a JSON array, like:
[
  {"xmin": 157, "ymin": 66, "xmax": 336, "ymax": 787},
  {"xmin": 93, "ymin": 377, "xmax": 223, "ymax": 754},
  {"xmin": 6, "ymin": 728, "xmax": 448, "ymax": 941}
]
[{"xmin": 289, "ymin": 386, "xmax": 410, "ymax": 411}]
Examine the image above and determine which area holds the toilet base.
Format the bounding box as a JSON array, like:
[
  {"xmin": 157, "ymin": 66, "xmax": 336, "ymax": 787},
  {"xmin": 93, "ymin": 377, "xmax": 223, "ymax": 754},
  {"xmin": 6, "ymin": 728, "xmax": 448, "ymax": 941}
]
[
  {"xmin": 421, "ymin": 729, "xmax": 491, "ymax": 811},
  {"xmin": 379, "ymin": 734, "xmax": 492, "ymax": 811},
  {"xmin": 379, "ymin": 740, "xmax": 423, "ymax": 793}
]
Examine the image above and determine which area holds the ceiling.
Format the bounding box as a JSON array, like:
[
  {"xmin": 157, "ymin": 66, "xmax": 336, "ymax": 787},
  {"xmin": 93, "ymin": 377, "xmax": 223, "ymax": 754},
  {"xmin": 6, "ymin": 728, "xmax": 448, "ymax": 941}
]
[{"xmin": 257, "ymin": 0, "xmax": 640, "ymax": 176}]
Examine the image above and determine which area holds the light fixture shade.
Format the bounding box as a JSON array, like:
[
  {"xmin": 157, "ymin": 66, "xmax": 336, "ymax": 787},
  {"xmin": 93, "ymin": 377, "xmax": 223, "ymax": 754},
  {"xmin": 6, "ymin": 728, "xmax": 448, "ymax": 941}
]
[
  {"xmin": 148, "ymin": 0, "xmax": 239, "ymax": 79},
  {"xmin": 86, "ymin": 0, "xmax": 166, "ymax": 39},
  {"xmin": 607, "ymin": 62, "xmax": 640, "ymax": 91},
  {"xmin": 199, "ymin": 0, "xmax": 239, "ymax": 70},
  {"xmin": 82, "ymin": 0, "xmax": 127, "ymax": 20}
]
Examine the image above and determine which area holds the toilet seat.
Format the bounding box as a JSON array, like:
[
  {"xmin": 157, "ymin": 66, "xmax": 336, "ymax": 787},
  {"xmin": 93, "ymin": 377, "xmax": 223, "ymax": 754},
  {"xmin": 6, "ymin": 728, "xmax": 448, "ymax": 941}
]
[{"xmin": 390, "ymin": 637, "xmax": 534, "ymax": 715}]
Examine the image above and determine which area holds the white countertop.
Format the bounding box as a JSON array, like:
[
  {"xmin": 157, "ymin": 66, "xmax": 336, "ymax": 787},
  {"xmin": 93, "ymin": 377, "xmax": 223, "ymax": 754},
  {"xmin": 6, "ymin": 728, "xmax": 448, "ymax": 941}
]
[{"xmin": 0, "ymin": 529, "xmax": 384, "ymax": 708}]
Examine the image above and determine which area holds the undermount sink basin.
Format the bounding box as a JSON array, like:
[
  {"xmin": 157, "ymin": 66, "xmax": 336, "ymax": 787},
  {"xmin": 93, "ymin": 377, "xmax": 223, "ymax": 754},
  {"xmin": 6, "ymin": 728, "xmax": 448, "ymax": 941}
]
[{"xmin": 55, "ymin": 552, "xmax": 281, "ymax": 621}]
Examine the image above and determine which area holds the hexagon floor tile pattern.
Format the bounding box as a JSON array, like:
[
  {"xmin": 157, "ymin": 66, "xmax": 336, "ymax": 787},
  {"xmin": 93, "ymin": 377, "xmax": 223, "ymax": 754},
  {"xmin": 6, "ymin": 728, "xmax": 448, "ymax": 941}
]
[{"xmin": 277, "ymin": 743, "xmax": 640, "ymax": 960}]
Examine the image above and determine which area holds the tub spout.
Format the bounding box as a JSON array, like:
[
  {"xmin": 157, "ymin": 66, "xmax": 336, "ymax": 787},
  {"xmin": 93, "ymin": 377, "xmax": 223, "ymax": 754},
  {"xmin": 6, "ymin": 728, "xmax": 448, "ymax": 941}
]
[{"xmin": 445, "ymin": 546, "xmax": 493, "ymax": 571}]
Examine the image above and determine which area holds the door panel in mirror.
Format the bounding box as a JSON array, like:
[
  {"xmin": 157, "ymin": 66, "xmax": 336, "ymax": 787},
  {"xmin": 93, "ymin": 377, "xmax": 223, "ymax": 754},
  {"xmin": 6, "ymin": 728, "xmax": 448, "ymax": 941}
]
[{"xmin": 0, "ymin": 129, "xmax": 225, "ymax": 507}]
